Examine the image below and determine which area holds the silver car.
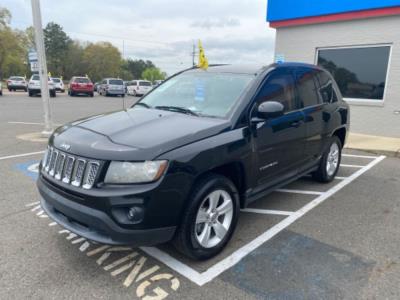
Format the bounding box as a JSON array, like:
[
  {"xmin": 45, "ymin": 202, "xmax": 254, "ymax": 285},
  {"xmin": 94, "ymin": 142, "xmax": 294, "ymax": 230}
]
[{"xmin": 98, "ymin": 78, "xmax": 125, "ymax": 97}]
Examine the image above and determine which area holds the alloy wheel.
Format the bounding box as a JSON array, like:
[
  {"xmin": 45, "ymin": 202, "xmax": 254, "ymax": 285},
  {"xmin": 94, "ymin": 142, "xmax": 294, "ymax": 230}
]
[
  {"xmin": 326, "ymin": 142, "xmax": 340, "ymax": 176},
  {"xmin": 194, "ymin": 189, "xmax": 233, "ymax": 248}
]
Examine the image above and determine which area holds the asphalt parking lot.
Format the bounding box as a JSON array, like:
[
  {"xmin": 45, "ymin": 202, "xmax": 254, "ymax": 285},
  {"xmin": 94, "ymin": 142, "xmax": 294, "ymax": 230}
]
[{"xmin": 1, "ymin": 91, "xmax": 399, "ymax": 299}]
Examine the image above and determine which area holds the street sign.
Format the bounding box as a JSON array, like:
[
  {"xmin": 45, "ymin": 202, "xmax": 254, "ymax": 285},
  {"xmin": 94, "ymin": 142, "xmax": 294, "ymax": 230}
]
[
  {"xmin": 30, "ymin": 61, "xmax": 39, "ymax": 72},
  {"xmin": 28, "ymin": 50, "xmax": 38, "ymax": 62}
]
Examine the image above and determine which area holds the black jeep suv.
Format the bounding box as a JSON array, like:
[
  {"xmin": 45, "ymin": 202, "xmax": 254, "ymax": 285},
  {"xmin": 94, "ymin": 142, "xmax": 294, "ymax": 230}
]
[{"xmin": 38, "ymin": 63, "xmax": 349, "ymax": 260}]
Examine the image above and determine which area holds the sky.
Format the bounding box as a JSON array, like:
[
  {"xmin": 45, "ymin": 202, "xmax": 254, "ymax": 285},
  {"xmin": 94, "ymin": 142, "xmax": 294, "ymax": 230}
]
[{"xmin": 1, "ymin": 0, "xmax": 276, "ymax": 75}]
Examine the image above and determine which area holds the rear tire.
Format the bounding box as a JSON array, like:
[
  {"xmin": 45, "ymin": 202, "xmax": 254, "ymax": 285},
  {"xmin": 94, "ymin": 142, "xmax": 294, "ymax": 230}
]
[
  {"xmin": 89, "ymin": 92, "xmax": 94, "ymax": 97},
  {"xmin": 173, "ymin": 174, "xmax": 240, "ymax": 260},
  {"xmin": 312, "ymin": 136, "xmax": 342, "ymax": 183},
  {"xmin": 28, "ymin": 90, "xmax": 33, "ymax": 97},
  {"xmin": 50, "ymin": 90, "xmax": 56, "ymax": 98}
]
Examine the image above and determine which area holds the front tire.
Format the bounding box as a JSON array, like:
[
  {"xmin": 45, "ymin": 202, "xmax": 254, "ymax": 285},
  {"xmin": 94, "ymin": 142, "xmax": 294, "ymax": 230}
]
[
  {"xmin": 173, "ymin": 174, "xmax": 239, "ymax": 260},
  {"xmin": 312, "ymin": 136, "xmax": 342, "ymax": 183}
]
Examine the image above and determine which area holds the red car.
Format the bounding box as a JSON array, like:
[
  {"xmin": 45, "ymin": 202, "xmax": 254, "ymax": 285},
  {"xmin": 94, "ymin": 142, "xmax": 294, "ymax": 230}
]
[{"xmin": 68, "ymin": 76, "xmax": 94, "ymax": 97}]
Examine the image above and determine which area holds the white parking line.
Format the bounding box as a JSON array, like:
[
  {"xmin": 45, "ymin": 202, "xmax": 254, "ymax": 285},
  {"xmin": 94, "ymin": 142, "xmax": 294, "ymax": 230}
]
[
  {"xmin": 340, "ymin": 164, "xmax": 365, "ymax": 168},
  {"xmin": 8, "ymin": 121, "xmax": 62, "ymax": 126},
  {"xmin": 342, "ymin": 153, "xmax": 378, "ymax": 159},
  {"xmin": 335, "ymin": 176, "xmax": 347, "ymax": 180},
  {"xmin": 0, "ymin": 151, "xmax": 44, "ymax": 161},
  {"xmin": 241, "ymin": 208, "xmax": 293, "ymax": 216},
  {"xmin": 141, "ymin": 155, "xmax": 386, "ymax": 286},
  {"xmin": 276, "ymin": 188, "xmax": 323, "ymax": 195}
]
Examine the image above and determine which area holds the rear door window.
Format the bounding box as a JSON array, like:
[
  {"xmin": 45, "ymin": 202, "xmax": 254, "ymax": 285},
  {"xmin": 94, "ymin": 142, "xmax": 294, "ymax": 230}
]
[
  {"xmin": 295, "ymin": 67, "xmax": 320, "ymax": 107},
  {"xmin": 317, "ymin": 71, "xmax": 338, "ymax": 103},
  {"xmin": 139, "ymin": 81, "xmax": 151, "ymax": 86}
]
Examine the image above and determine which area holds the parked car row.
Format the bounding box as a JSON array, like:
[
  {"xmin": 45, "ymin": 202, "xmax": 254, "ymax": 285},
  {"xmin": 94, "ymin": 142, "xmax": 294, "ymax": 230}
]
[{"xmin": 2, "ymin": 75, "xmax": 162, "ymax": 98}]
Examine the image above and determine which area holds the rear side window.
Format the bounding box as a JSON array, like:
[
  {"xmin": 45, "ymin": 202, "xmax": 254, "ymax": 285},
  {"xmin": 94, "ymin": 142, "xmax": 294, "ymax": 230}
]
[
  {"xmin": 32, "ymin": 75, "xmax": 40, "ymax": 80},
  {"xmin": 317, "ymin": 71, "xmax": 338, "ymax": 103},
  {"xmin": 256, "ymin": 69, "xmax": 297, "ymax": 112},
  {"xmin": 139, "ymin": 81, "xmax": 151, "ymax": 86},
  {"xmin": 74, "ymin": 77, "xmax": 90, "ymax": 83}
]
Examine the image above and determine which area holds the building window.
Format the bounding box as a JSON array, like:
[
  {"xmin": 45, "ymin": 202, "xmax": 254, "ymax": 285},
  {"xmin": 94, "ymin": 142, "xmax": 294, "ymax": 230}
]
[{"xmin": 317, "ymin": 45, "xmax": 391, "ymax": 101}]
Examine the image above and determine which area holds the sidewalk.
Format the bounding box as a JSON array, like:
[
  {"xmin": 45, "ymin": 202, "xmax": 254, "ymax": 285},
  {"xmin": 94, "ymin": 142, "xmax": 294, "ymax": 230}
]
[{"xmin": 345, "ymin": 132, "xmax": 400, "ymax": 157}]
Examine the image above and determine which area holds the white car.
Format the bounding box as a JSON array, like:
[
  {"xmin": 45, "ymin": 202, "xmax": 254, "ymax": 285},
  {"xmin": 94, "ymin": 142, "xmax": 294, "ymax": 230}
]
[
  {"xmin": 7, "ymin": 76, "xmax": 27, "ymax": 91},
  {"xmin": 51, "ymin": 77, "xmax": 65, "ymax": 93},
  {"xmin": 127, "ymin": 80, "xmax": 152, "ymax": 96},
  {"xmin": 28, "ymin": 74, "xmax": 56, "ymax": 97}
]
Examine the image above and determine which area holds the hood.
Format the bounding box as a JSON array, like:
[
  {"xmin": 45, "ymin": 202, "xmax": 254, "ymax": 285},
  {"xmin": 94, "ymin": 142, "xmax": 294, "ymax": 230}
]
[{"xmin": 51, "ymin": 108, "xmax": 230, "ymax": 161}]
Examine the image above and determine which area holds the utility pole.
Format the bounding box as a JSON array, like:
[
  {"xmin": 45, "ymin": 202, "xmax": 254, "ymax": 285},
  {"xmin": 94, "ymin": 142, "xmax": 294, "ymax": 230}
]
[
  {"xmin": 122, "ymin": 39, "xmax": 125, "ymax": 59},
  {"xmin": 31, "ymin": 0, "xmax": 52, "ymax": 137},
  {"xmin": 192, "ymin": 42, "xmax": 196, "ymax": 67}
]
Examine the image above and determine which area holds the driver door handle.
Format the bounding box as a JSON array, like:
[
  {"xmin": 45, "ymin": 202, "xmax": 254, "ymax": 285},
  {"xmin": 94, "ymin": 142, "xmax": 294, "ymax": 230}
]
[{"xmin": 290, "ymin": 120, "xmax": 302, "ymax": 128}]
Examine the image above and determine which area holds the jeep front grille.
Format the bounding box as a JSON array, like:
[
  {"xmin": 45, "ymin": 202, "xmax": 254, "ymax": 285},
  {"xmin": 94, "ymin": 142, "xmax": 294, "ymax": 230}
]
[{"xmin": 42, "ymin": 146, "xmax": 101, "ymax": 189}]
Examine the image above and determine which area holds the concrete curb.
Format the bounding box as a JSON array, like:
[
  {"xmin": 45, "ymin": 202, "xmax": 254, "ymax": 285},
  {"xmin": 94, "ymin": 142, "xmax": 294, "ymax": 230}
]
[{"xmin": 344, "ymin": 146, "xmax": 400, "ymax": 158}]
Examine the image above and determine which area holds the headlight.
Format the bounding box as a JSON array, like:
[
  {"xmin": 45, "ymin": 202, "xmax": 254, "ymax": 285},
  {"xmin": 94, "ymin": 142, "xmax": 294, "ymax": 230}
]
[{"xmin": 104, "ymin": 160, "xmax": 168, "ymax": 184}]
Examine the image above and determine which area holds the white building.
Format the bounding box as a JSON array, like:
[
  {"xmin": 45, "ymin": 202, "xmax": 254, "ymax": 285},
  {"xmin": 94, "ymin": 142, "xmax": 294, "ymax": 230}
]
[{"xmin": 267, "ymin": 0, "xmax": 400, "ymax": 137}]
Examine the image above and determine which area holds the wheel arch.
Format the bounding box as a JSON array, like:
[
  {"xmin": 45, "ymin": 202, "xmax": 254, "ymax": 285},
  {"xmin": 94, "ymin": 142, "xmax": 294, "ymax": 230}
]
[
  {"xmin": 191, "ymin": 161, "xmax": 247, "ymax": 209},
  {"xmin": 332, "ymin": 127, "xmax": 347, "ymax": 148}
]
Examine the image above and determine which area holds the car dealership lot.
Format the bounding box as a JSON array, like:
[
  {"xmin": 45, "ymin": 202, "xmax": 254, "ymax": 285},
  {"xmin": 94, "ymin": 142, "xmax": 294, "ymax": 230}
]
[{"xmin": 1, "ymin": 93, "xmax": 400, "ymax": 299}]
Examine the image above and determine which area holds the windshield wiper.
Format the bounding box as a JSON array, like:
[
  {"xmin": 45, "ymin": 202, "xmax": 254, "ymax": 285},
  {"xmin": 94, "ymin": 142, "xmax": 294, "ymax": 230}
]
[
  {"xmin": 154, "ymin": 105, "xmax": 199, "ymax": 116},
  {"xmin": 134, "ymin": 102, "xmax": 151, "ymax": 108}
]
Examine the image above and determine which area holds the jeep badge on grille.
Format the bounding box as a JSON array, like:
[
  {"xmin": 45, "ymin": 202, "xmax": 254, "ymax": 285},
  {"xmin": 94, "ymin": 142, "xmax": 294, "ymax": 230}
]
[{"xmin": 60, "ymin": 143, "xmax": 71, "ymax": 151}]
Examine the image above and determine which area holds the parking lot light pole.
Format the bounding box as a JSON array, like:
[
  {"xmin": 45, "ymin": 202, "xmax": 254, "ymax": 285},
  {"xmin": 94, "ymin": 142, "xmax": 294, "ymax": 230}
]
[{"xmin": 31, "ymin": 0, "xmax": 53, "ymax": 137}]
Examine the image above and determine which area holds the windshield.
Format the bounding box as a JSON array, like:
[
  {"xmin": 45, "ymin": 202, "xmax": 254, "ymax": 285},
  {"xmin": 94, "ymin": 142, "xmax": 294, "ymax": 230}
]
[
  {"xmin": 109, "ymin": 79, "xmax": 123, "ymax": 85},
  {"xmin": 136, "ymin": 72, "xmax": 254, "ymax": 118},
  {"xmin": 31, "ymin": 75, "xmax": 40, "ymax": 80},
  {"xmin": 10, "ymin": 77, "xmax": 24, "ymax": 81}
]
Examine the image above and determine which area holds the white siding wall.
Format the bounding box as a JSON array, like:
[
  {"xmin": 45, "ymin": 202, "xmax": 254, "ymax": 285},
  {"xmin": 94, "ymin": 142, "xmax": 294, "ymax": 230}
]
[{"xmin": 274, "ymin": 15, "xmax": 400, "ymax": 137}]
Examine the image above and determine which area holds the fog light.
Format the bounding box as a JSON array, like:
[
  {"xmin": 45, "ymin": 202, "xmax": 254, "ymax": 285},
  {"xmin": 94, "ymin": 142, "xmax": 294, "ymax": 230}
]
[
  {"xmin": 112, "ymin": 205, "xmax": 144, "ymax": 225},
  {"xmin": 127, "ymin": 206, "xmax": 144, "ymax": 223}
]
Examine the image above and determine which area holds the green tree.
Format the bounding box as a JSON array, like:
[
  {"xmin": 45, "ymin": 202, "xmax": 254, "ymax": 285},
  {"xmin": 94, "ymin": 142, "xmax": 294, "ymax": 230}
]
[
  {"xmin": 0, "ymin": 7, "xmax": 28, "ymax": 79},
  {"xmin": 44, "ymin": 22, "xmax": 71, "ymax": 76},
  {"xmin": 0, "ymin": 6, "xmax": 11, "ymax": 28},
  {"xmin": 122, "ymin": 59, "xmax": 155, "ymax": 79},
  {"xmin": 63, "ymin": 41, "xmax": 86, "ymax": 80},
  {"xmin": 141, "ymin": 67, "xmax": 166, "ymax": 82},
  {"xmin": 25, "ymin": 26, "xmax": 35, "ymax": 49},
  {"xmin": 82, "ymin": 42, "xmax": 122, "ymax": 82}
]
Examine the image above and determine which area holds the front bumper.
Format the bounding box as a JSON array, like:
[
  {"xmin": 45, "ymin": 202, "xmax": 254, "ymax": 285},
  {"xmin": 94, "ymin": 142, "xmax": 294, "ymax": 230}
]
[{"xmin": 37, "ymin": 177, "xmax": 176, "ymax": 246}]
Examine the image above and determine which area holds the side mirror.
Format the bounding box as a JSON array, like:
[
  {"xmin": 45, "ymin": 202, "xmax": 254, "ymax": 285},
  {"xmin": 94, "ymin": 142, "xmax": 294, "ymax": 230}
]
[{"xmin": 255, "ymin": 101, "xmax": 284, "ymax": 120}]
